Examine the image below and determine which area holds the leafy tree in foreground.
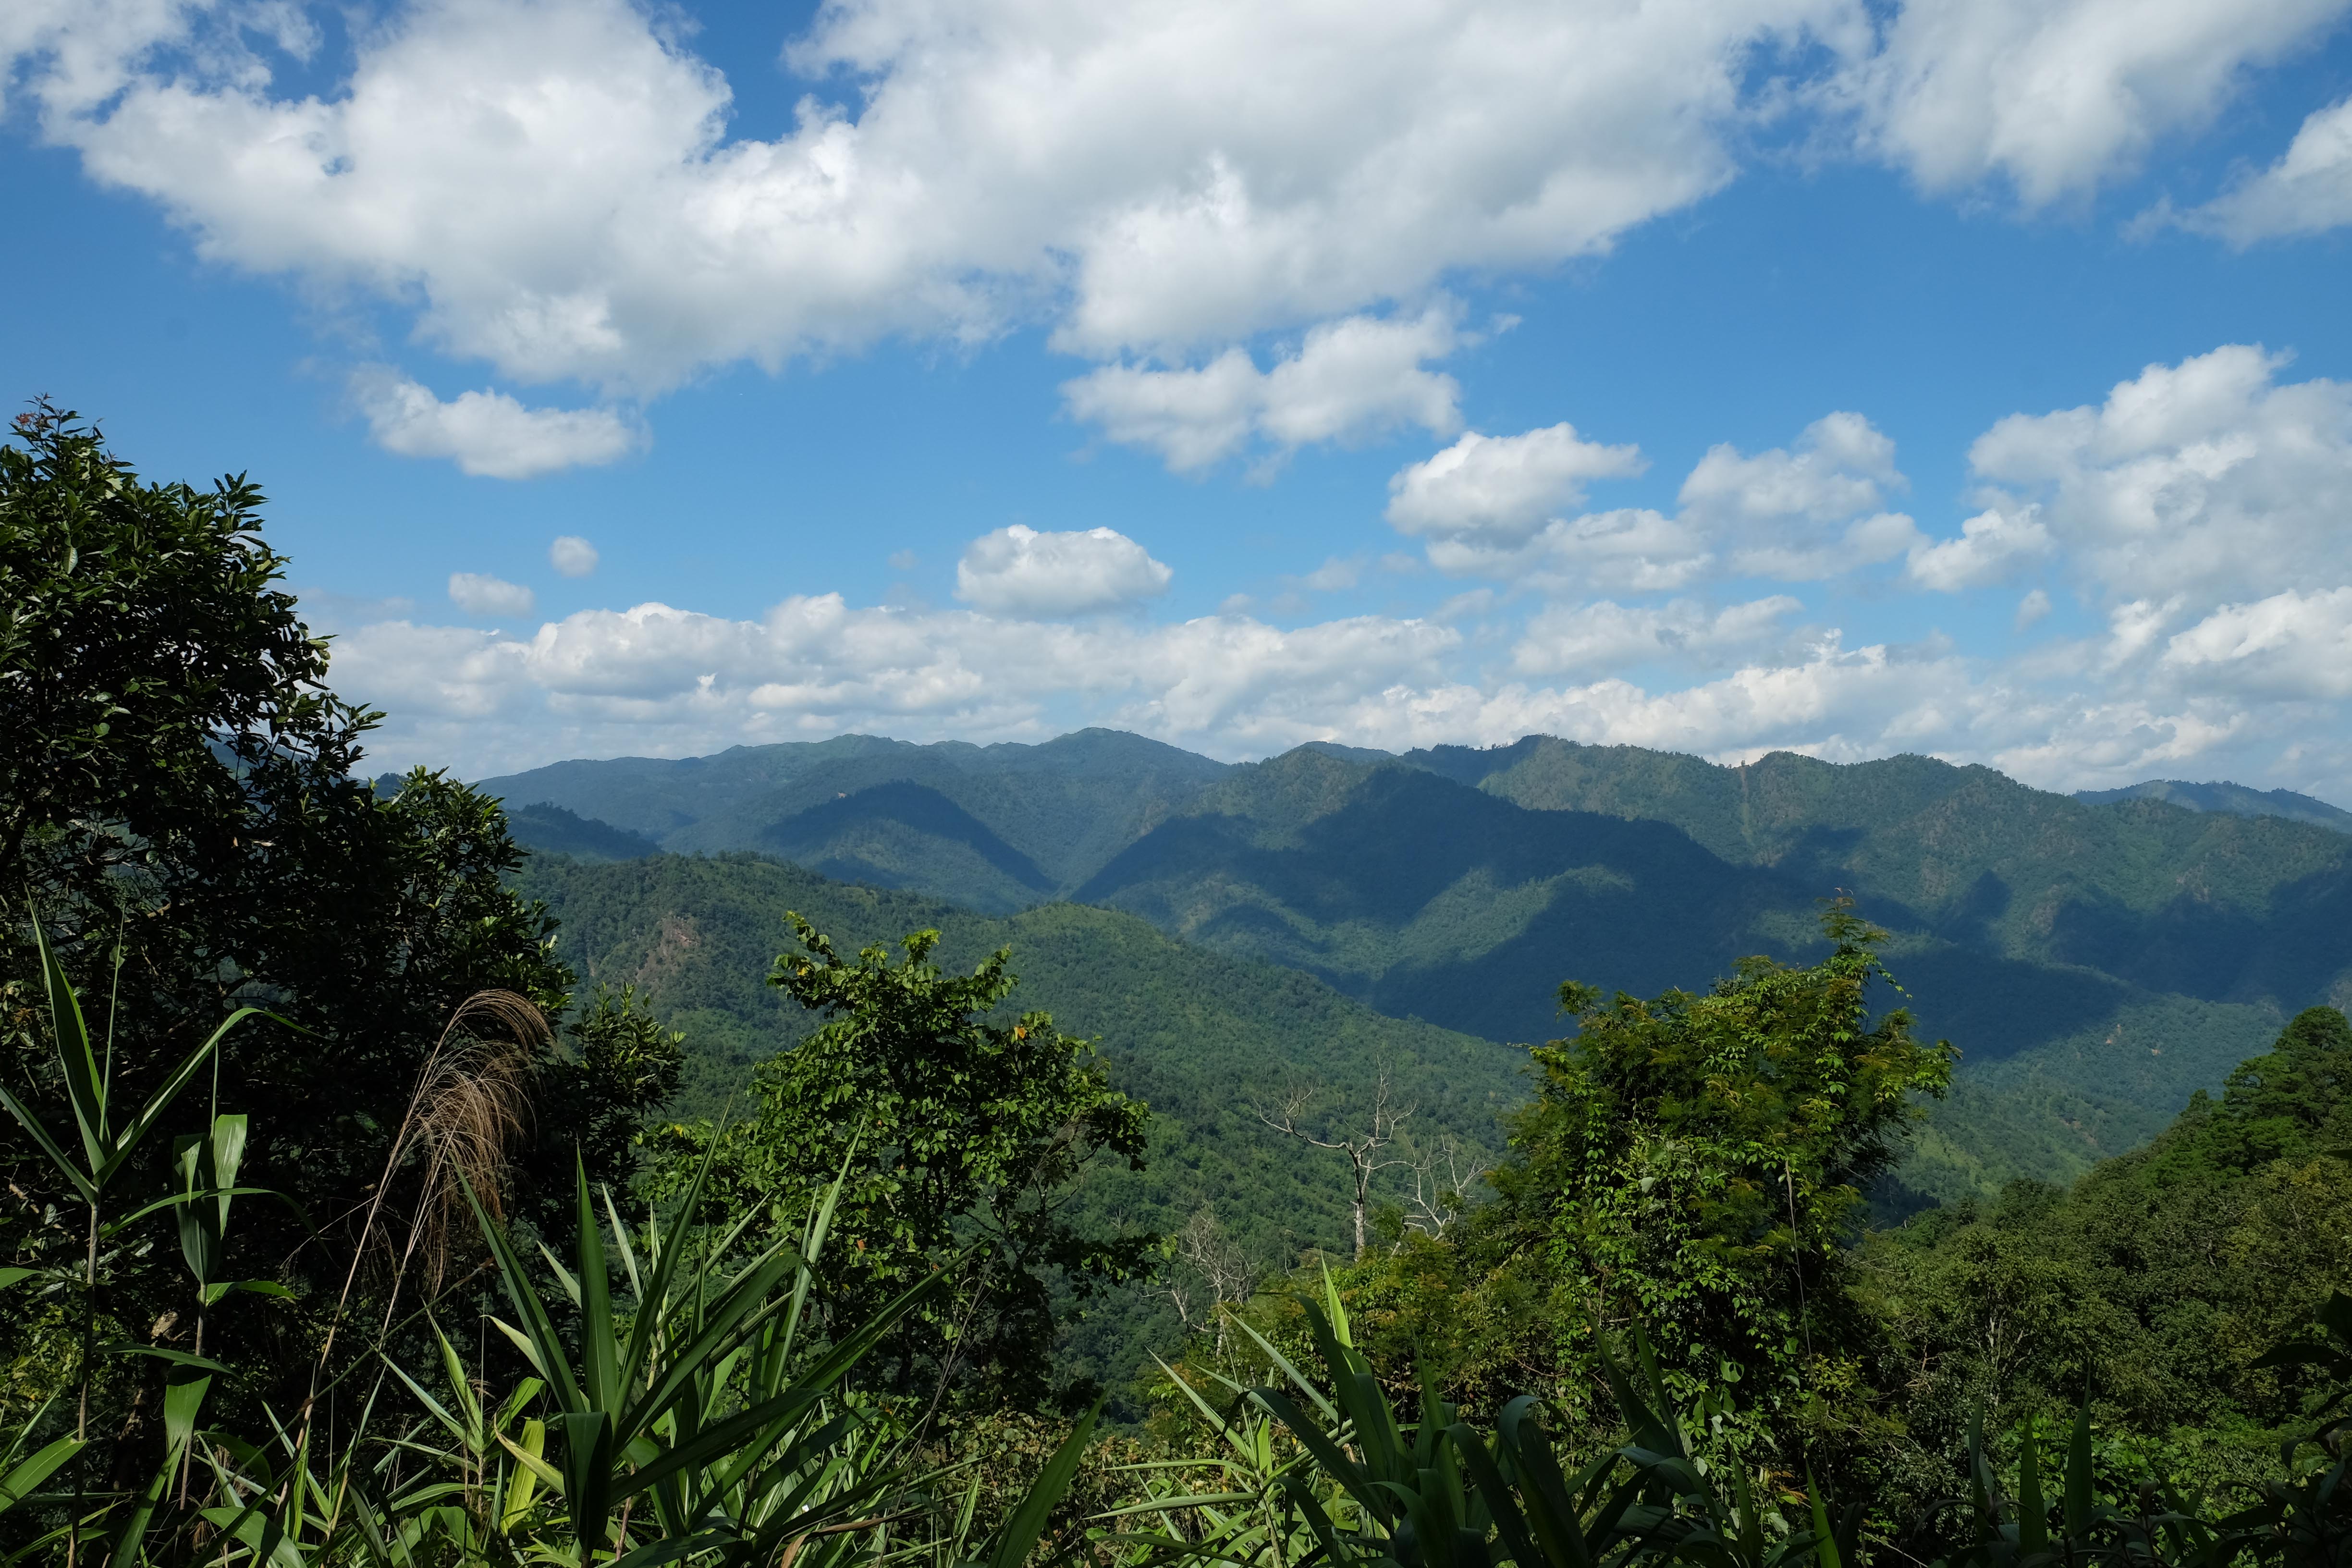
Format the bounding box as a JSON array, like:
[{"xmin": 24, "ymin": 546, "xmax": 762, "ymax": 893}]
[
  {"xmin": 1319, "ymin": 906, "xmax": 1951, "ymax": 1467},
  {"xmin": 658, "ymin": 915, "xmax": 1154, "ymax": 1414},
  {"xmin": 0, "ymin": 403, "xmax": 676, "ymax": 1478}
]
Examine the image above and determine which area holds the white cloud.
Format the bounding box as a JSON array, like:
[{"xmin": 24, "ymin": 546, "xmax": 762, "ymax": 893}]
[
  {"xmin": 1385, "ymin": 425, "xmax": 1647, "ymax": 546},
  {"xmin": 2176, "ymin": 94, "xmax": 2352, "ymax": 242},
  {"xmin": 2015, "ymin": 588, "xmax": 2053, "ymax": 630},
  {"xmin": 1843, "ymin": 0, "xmax": 2349, "ymax": 205},
  {"xmin": 1678, "ymin": 413, "xmax": 1922, "ymax": 580},
  {"xmin": 1511, "ymin": 596, "xmax": 1806, "ymax": 676},
  {"xmin": 1427, "ymin": 508, "xmax": 1716, "ymax": 594},
  {"xmin": 1680, "ymin": 411, "xmax": 1901, "ymax": 526},
  {"xmin": 1064, "ymin": 308, "xmax": 1463, "ymax": 471},
  {"xmin": 1298, "ymin": 557, "xmax": 1364, "ymax": 593},
  {"xmin": 353, "ymin": 370, "xmax": 643, "ymax": 478},
  {"xmin": 954, "ymin": 525, "xmax": 1174, "ymax": 617},
  {"xmin": 2161, "ymin": 587, "xmax": 2352, "ymax": 698},
  {"xmin": 1393, "ymin": 413, "xmax": 1924, "ymax": 588},
  {"xmin": 448, "ymin": 572, "xmax": 536, "ymax": 617},
  {"xmin": 322, "ymin": 571, "xmax": 2352, "ymax": 805},
  {"xmin": 10, "ymin": 0, "xmax": 2344, "ymax": 469},
  {"xmin": 1965, "ymin": 345, "xmax": 2352, "ymax": 608},
  {"xmin": 13, "ymin": 0, "xmax": 1855, "ymax": 396},
  {"xmin": 550, "ymin": 536, "xmax": 599, "ymax": 576},
  {"xmin": 1904, "ymin": 503, "xmax": 2055, "ymax": 589}
]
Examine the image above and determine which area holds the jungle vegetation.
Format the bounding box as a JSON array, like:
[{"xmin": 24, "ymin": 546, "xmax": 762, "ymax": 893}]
[{"xmin": 3, "ymin": 407, "xmax": 2347, "ymax": 1565}]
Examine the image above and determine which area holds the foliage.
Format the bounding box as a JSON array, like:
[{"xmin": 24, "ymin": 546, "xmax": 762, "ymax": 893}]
[
  {"xmin": 1309, "ymin": 909, "xmax": 1951, "ymax": 1474},
  {"xmin": 1857, "ymin": 1008, "xmax": 2352, "ymax": 1513},
  {"xmin": 650, "ymin": 915, "xmax": 1155, "ymax": 1413},
  {"xmin": 518, "ymin": 850, "xmax": 1523, "ymax": 1404},
  {"xmin": 487, "ymin": 730, "xmax": 2334, "ymax": 1210},
  {"xmin": 0, "ymin": 405, "xmax": 676, "ymax": 1513},
  {"xmin": 1120, "ymin": 1273, "xmax": 1862, "ymax": 1568},
  {"xmin": 0, "ymin": 935, "xmax": 1097, "ymax": 1564}
]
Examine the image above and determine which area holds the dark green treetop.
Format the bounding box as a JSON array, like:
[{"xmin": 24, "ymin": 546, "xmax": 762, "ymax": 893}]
[
  {"xmin": 1317, "ymin": 905, "xmax": 1951, "ymax": 1465},
  {"xmin": 658, "ymin": 913, "xmax": 1153, "ymax": 1414},
  {"xmin": 0, "ymin": 404, "xmax": 675, "ymax": 1432}
]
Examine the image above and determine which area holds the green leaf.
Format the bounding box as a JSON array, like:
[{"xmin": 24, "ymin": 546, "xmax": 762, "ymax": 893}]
[
  {"xmin": 0, "ymin": 1438, "xmax": 83, "ymax": 1513},
  {"xmin": 985, "ymin": 1398, "xmax": 1102, "ymax": 1568}
]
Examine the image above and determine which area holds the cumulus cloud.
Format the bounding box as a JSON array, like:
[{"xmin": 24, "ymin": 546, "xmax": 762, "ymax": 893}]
[
  {"xmin": 1904, "ymin": 503, "xmax": 2055, "ymax": 589},
  {"xmin": 1385, "ymin": 425, "xmax": 1646, "ymax": 545},
  {"xmin": 448, "ymin": 572, "xmax": 535, "ymax": 617},
  {"xmin": 1511, "ymin": 596, "xmax": 1807, "ymax": 676},
  {"xmin": 4, "ymin": 0, "xmax": 2341, "ymax": 489},
  {"xmin": 550, "ymin": 536, "xmax": 600, "ymax": 576},
  {"xmin": 954, "ymin": 526, "xmax": 1174, "ymax": 617},
  {"xmin": 1064, "ymin": 308, "xmax": 1464, "ymax": 471},
  {"xmin": 1842, "ymin": 0, "xmax": 2348, "ymax": 205},
  {"xmin": 1681, "ymin": 411, "xmax": 1901, "ymax": 525},
  {"xmin": 354, "ymin": 370, "xmax": 643, "ymax": 478},
  {"xmin": 1391, "ymin": 413, "xmax": 1923, "ymax": 588},
  {"xmin": 329, "ymin": 594, "xmax": 1464, "ymax": 768},
  {"xmin": 1679, "ymin": 413, "xmax": 1923, "ymax": 580},
  {"xmin": 2175, "ymin": 94, "xmax": 2352, "ymax": 242},
  {"xmin": 1426, "ymin": 508, "xmax": 1716, "ymax": 594},
  {"xmin": 319, "ymin": 561, "xmax": 2352, "ymax": 806},
  {"xmin": 2161, "ymin": 588, "xmax": 2352, "ymax": 698},
  {"xmin": 10, "ymin": 0, "xmax": 1852, "ymax": 397},
  {"xmin": 1963, "ymin": 345, "xmax": 2352, "ymax": 609}
]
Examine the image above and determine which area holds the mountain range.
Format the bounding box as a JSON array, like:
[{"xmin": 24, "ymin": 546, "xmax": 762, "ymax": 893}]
[{"xmin": 481, "ymin": 732, "xmax": 2352, "ymax": 1208}]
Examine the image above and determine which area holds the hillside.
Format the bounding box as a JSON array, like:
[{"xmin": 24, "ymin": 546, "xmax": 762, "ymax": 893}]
[
  {"xmin": 2075, "ymin": 777, "xmax": 2352, "ymax": 833},
  {"xmin": 485, "ymin": 730, "xmax": 2352, "ymax": 1202},
  {"xmin": 483, "ymin": 729, "xmax": 1229, "ymax": 911},
  {"xmin": 513, "ymin": 851, "xmax": 1529, "ymax": 1389}
]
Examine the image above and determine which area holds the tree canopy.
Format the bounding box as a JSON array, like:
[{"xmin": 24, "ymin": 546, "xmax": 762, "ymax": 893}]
[
  {"xmin": 0, "ymin": 404, "xmax": 677, "ymax": 1430},
  {"xmin": 657, "ymin": 914, "xmax": 1153, "ymax": 1412}
]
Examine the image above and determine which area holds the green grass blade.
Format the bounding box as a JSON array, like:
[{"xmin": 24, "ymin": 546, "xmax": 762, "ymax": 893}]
[
  {"xmin": 97, "ymin": 1007, "xmax": 280, "ymax": 1188},
  {"xmin": 0, "ymin": 1437, "xmax": 83, "ymax": 1512},
  {"xmin": 2063, "ymin": 1402, "xmax": 2095, "ymax": 1540},
  {"xmin": 30, "ymin": 908, "xmax": 108, "ymax": 1170},
  {"xmin": 985, "ymin": 1399, "xmax": 1101, "ymax": 1568},
  {"xmin": 2017, "ymin": 1415, "xmax": 2048, "ymax": 1558},
  {"xmin": 1801, "ymin": 1473, "xmax": 1838, "ymax": 1568},
  {"xmin": 460, "ymin": 1169, "xmax": 586, "ymax": 1412},
  {"xmin": 0, "ymin": 1082, "xmax": 95, "ymax": 1205},
  {"xmin": 576, "ymin": 1154, "xmax": 619, "ymax": 1414}
]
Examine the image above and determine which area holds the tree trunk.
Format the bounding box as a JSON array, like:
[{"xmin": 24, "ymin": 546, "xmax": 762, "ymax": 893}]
[{"xmin": 1350, "ymin": 1157, "xmax": 1369, "ymax": 1261}]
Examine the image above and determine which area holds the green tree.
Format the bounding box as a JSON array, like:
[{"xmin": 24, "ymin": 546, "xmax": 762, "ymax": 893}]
[
  {"xmin": 0, "ymin": 404, "xmax": 676, "ymax": 1471},
  {"xmin": 1859, "ymin": 1005, "xmax": 2352, "ymax": 1509},
  {"xmin": 1324, "ymin": 906, "xmax": 1951, "ymax": 1464},
  {"xmin": 661, "ymin": 915, "xmax": 1153, "ymax": 1413}
]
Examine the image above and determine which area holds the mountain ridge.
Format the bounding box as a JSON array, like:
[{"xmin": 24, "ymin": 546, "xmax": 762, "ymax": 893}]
[{"xmin": 484, "ymin": 730, "xmax": 2352, "ymax": 1203}]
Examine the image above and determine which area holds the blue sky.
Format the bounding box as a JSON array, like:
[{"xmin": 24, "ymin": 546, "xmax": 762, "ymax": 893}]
[{"xmin": 7, "ymin": 0, "xmax": 2352, "ymax": 796}]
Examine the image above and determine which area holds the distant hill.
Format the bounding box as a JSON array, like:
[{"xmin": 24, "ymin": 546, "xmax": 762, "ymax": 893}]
[
  {"xmin": 2073, "ymin": 778, "xmax": 2352, "ymax": 833},
  {"xmin": 483, "ymin": 731, "xmax": 2352, "ymax": 1205},
  {"xmin": 505, "ymin": 802, "xmax": 662, "ymax": 862},
  {"xmin": 480, "ymin": 729, "xmax": 1229, "ymax": 911},
  {"xmin": 513, "ymin": 851, "xmax": 1526, "ymax": 1396}
]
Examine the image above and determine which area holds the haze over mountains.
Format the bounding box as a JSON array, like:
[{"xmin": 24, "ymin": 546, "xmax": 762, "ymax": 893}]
[{"xmin": 480, "ymin": 731, "xmax": 2352, "ymax": 1209}]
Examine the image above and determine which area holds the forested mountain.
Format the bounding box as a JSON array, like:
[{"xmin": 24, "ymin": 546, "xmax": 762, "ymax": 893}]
[
  {"xmin": 482, "ymin": 729, "xmax": 1229, "ymax": 908},
  {"xmin": 487, "ymin": 732, "xmax": 2352, "ymax": 1205},
  {"xmin": 2075, "ymin": 776, "xmax": 2352, "ymax": 832},
  {"xmin": 513, "ymin": 852, "xmax": 1529, "ymax": 1389}
]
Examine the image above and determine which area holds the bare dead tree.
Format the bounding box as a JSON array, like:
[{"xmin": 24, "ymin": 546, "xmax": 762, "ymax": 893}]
[
  {"xmin": 1167, "ymin": 1206, "xmax": 1257, "ymax": 1353},
  {"xmin": 1256, "ymin": 1073, "xmax": 1415, "ymax": 1261},
  {"xmin": 1401, "ymin": 1135, "xmax": 1488, "ymax": 1238}
]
